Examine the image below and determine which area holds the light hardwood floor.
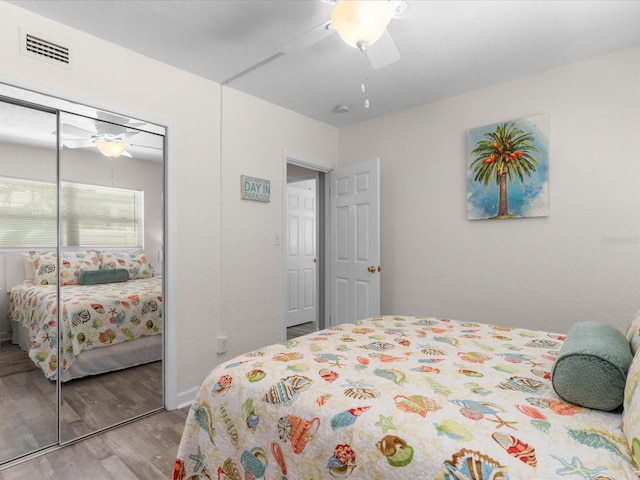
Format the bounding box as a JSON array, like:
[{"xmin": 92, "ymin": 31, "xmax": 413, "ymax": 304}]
[
  {"xmin": 0, "ymin": 345, "xmax": 163, "ymax": 463},
  {"xmin": 286, "ymin": 321, "xmax": 317, "ymax": 340},
  {"xmin": 0, "ymin": 406, "xmax": 189, "ymax": 480},
  {"xmin": 0, "ymin": 323, "xmax": 317, "ymax": 478},
  {"xmin": 0, "ymin": 342, "xmax": 169, "ymax": 478}
]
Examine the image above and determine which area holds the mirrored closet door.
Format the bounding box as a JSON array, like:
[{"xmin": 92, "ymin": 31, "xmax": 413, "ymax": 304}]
[
  {"xmin": 0, "ymin": 99, "xmax": 59, "ymax": 464},
  {"xmin": 58, "ymin": 111, "xmax": 165, "ymax": 443},
  {"xmin": 0, "ymin": 83, "xmax": 166, "ymax": 464}
]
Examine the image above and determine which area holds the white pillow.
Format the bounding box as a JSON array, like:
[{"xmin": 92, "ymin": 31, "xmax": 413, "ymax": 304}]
[{"xmin": 22, "ymin": 252, "xmax": 36, "ymax": 283}]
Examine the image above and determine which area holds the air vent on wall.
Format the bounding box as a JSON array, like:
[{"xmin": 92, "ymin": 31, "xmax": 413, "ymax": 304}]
[{"xmin": 20, "ymin": 28, "xmax": 73, "ymax": 69}]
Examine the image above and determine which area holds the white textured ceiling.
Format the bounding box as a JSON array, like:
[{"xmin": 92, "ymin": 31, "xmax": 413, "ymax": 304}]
[{"xmin": 6, "ymin": 0, "xmax": 640, "ymax": 127}]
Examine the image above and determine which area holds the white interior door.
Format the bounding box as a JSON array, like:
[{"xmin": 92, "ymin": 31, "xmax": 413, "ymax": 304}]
[
  {"xmin": 329, "ymin": 158, "xmax": 380, "ymax": 326},
  {"xmin": 286, "ymin": 181, "xmax": 317, "ymax": 327}
]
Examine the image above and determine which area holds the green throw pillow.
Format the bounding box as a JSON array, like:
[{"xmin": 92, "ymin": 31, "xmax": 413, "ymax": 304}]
[
  {"xmin": 77, "ymin": 268, "xmax": 129, "ymax": 285},
  {"xmin": 552, "ymin": 321, "xmax": 633, "ymax": 411}
]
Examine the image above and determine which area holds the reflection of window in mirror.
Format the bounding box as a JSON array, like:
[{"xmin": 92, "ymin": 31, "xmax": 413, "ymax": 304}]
[{"xmin": 59, "ymin": 182, "xmax": 144, "ymax": 248}]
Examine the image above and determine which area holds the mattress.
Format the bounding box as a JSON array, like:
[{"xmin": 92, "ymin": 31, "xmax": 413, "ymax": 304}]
[
  {"xmin": 173, "ymin": 315, "xmax": 636, "ymax": 479},
  {"xmin": 8, "ymin": 277, "xmax": 162, "ymax": 380},
  {"xmin": 11, "ymin": 322, "xmax": 161, "ymax": 382}
]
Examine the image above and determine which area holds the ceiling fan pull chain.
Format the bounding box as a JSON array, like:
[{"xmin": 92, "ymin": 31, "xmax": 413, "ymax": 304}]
[
  {"xmin": 361, "ymin": 82, "xmax": 370, "ymax": 109},
  {"xmin": 361, "ymin": 54, "xmax": 370, "ymax": 109}
]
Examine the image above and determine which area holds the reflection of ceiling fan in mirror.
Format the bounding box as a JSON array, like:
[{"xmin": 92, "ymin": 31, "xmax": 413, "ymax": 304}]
[
  {"xmin": 60, "ymin": 122, "xmax": 160, "ymax": 159},
  {"xmin": 61, "ymin": 123, "xmax": 137, "ymax": 158}
]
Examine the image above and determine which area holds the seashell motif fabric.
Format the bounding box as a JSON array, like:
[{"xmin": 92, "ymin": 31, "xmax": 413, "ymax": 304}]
[
  {"xmin": 174, "ymin": 316, "xmax": 636, "ymax": 479},
  {"xmin": 8, "ymin": 277, "xmax": 162, "ymax": 379}
]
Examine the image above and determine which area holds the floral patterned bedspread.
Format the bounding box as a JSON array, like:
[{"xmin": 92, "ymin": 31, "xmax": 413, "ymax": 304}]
[
  {"xmin": 8, "ymin": 277, "xmax": 162, "ymax": 379},
  {"xmin": 174, "ymin": 315, "xmax": 636, "ymax": 480}
]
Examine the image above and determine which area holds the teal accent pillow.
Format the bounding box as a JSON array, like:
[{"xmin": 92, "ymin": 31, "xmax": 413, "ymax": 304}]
[
  {"xmin": 77, "ymin": 268, "xmax": 129, "ymax": 285},
  {"xmin": 552, "ymin": 321, "xmax": 633, "ymax": 411}
]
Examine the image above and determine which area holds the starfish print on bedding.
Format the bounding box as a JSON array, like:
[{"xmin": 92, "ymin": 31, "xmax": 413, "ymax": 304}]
[
  {"xmin": 189, "ymin": 446, "xmax": 207, "ymax": 472},
  {"xmin": 375, "ymin": 414, "xmax": 396, "ymax": 433},
  {"xmin": 485, "ymin": 414, "xmax": 518, "ymax": 430},
  {"xmin": 550, "ymin": 455, "xmax": 608, "ymax": 478},
  {"xmin": 314, "ymin": 353, "xmax": 346, "ymax": 368},
  {"xmin": 341, "ymin": 378, "xmax": 375, "ymax": 389},
  {"xmin": 527, "ymin": 360, "xmax": 545, "ymax": 369}
]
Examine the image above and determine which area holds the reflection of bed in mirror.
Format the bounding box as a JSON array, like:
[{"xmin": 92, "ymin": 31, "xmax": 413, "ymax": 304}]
[{"xmin": 8, "ymin": 250, "xmax": 162, "ymax": 382}]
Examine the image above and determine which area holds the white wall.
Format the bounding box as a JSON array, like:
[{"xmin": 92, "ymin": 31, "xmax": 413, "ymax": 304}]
[
  {"xmin": 218, "ymin": 87, "xmax": 337, "ymax": 361},
  {"xmin": 338, "ymin": 45, "xmax": 640, "ymax": 334},
  {"xmin": 0, "ymin": 2, "xmax": 338, "ymax": 406}
]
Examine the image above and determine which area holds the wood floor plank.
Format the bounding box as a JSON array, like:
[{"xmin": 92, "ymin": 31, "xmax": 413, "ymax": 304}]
[
  {"xmin": 46, "ymin": 442, "xmax": 114, "ymax": 480},
  {"xmin": 0, "ymin": 456, "xmax": 55, "ymax": 480},
  {"xmin": 0, "ymin": 407, "xmax": 189, "ymax": 479},
  {"xmin": 78, "ymin": 434, "xmax": 112, "ymax": 462},
  {"xmin": 101, "ymin": 455, "xmax": 140, "ymax": 479},
  {"xmin": 152, "ymin": 444, "xmax": 182, "ymax": 478}
]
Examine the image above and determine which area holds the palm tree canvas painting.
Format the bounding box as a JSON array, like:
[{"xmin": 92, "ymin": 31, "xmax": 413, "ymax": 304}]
[{"xmin": 467, "ymin": 114, "xmax": 549, "ymax": 220}]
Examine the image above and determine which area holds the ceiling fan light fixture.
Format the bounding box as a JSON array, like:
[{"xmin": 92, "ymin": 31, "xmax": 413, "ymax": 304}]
[
  {"xmin": 331, "ymin": 0, "xmax": 392, "ymax": 50},
  {"xmin": 95, "ymin": 139, "xmax": 127, "ymax": 158}
]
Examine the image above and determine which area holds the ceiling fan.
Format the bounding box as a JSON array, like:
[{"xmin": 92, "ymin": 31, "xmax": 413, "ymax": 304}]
[
  {"xmin": 57, "ymin": 110, "xmax": 163, "ymax": 158},
  {"xmin": 60, "ymin": 123, "xmax": 139, "ymax": 158},
  {"xmin": 278, "ymin": 0, "xmax": 408, "ymax": 70}
]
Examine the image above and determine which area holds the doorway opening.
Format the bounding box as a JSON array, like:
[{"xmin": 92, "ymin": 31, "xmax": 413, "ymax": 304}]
[{"xmin": 285, "ymin": 161, "xmax": 326, "ymax": 340}]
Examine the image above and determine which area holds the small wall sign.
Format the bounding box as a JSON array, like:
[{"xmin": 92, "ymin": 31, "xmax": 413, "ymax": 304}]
[{"xmin": 241, "ymin": 175, "xmax": 271, "ymax": 203}]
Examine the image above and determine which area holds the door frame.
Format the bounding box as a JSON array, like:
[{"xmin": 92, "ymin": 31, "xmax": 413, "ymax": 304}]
[{"xmin": 282, "ymin": 153, "xmax": 331, "ymax": 341}]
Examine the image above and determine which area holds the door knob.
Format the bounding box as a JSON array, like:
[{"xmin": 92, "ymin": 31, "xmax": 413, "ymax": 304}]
[{"xmin": 367, "ymin": 266, "xmax": 376, "ymax": 273}]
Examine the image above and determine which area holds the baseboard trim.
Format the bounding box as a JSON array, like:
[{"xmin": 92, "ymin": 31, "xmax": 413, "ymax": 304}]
[{"xmin": 175, "ymin": 386, "xmax": 198, "ymax": 409}]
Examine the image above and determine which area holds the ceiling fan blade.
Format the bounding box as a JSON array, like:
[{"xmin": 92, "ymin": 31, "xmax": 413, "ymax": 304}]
[
  {"xmin": 278, "ymin": 21, "xmax": 334, "ymax": 55},
  {"xmin": 62, "ymin": 139, "xmax": 95, "ymax": 149},
  {"xmin": 366, "ymin": 29, "xmax": 400, "ymax": 70},
  {"xmin": 118, "ymin": 130, "xmax": 141, "ymax": 139},
  {"xmin": 60, "ymin": 123, "xmax": 96, "ymax": 138},
  {"xmin": 128, "ymin": 143, "xmax": 162, "ymax": 151},
  {"xmin": 95, "ymin": 122, "xmax": 140, "ymax": 138}
]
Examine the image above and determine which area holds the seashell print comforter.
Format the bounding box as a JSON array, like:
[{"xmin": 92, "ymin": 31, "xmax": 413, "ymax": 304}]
[
  {"xmin": 8, "ymin": 277, "xmax": 163, "ymax": 380},
  {"xmin": 173, "ymin": 315, "xmax": 635, "ymax": 479}
]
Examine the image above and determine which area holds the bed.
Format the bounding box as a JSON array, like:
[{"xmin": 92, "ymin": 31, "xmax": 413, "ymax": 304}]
[
  {"xmin": 8, "ymin": 250, "xmax": 162, "ymax": 382},
  {"xmin": 173, "ymin": 314, "xmax": 640, "ymax": 480}
]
